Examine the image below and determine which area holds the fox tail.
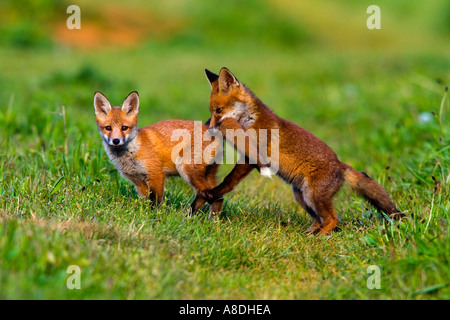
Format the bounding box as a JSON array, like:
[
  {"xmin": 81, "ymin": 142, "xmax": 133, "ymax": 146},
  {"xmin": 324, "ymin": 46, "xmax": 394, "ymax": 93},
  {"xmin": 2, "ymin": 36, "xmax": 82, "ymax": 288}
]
[{"xmin": 341, "ymin": 162, "xmax": 405, "ymax": 219}]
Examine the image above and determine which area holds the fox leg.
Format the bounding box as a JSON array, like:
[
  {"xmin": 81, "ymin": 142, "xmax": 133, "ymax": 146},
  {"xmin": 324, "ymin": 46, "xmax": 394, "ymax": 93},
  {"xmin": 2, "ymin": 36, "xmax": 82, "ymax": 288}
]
[
  {"xmin": 147, "ymin": 173, "xmax": 165, "ymax": 206},
  {"xmin": 180, "ymin": 165, "xmax": 211, "ymax": 214},
  {"xmin": 209, "ymin": 200, "xmax": 223, "ymax": 218},
  {"xmin": 135, "ymin": 181, "xmax": 150, "ymax": 198},
  {"xmin": 205, "ymin": 165, "xmax": 223, "ymax": 218},
  {"xmin": 313, "ymin": 198, "xmax": 339, "ymax": 235},
  {"xmin": 292, "ymin": 185, "xmax": 321, "ymax": 234},
  {"xmin": 306, "ymin": 176, "xmax": 342, "ymax": 235},
  {"xmin": 190, "ymin": 194, "xmax": 207, "ymax": 213},
  {"xmin": 201, "ymin": 162, "xmax": 255, "ymax": 203},
  {"xmin": 135, "ymin": 178, "xmax": 163, "ymax": 207},
  {"xmin": 189, "ymin": 190, "xmax": 223, "ymax": 218}
]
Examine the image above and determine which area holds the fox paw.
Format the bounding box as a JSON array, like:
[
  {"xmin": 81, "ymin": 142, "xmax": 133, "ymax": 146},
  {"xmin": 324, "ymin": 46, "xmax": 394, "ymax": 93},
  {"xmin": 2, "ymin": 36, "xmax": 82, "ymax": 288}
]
[{"xmin": 390, "ymin": 212, "xmax": 408, "ymax": 220}]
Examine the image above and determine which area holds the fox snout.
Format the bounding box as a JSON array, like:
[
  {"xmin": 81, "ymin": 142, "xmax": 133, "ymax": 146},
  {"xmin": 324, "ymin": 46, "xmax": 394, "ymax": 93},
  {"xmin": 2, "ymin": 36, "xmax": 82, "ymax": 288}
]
[
  {"xmin": 104, "ymin": 135, "xmax": 126, "ymax": 147},
  {"xmin": 207, "ymin": 116, "xmax": 221, "ymax": 133},
  {"xmin": 207, "ymin": 119, "xmax": 216, "ymax": 131}
]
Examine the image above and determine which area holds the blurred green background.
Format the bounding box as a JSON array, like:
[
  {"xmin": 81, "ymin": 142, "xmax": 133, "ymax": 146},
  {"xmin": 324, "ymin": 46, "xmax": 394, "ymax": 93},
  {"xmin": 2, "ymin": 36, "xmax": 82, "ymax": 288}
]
[{"xmin": 1, "ymin": 0, "xmax": 450, "ymax": 50}]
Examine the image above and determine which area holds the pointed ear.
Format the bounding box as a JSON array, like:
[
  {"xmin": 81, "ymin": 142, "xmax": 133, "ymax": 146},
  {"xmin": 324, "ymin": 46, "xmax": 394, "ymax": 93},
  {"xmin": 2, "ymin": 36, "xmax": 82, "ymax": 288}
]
[
  {"xmin": 122, "ymin": 91, "xmax": 139, "ymax": 116},
  {"xmin": 94, "ymin": 91, "xmax": 112, "ymax": 118},
  {"xmin": 219, "ymin": 67, "xmax": 239, "ymax": 94},
  {"xmin": 205, "ymin": 69, "xmax": 219, "ymax": 88}
]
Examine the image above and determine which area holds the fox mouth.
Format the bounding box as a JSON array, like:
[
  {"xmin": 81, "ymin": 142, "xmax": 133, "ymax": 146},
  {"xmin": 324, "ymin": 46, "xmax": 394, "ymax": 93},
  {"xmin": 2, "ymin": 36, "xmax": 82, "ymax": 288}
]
[
  {"xmin": 110, "ymin": 144, "xmax": 124, "ymax": 148},
  {"xmin": 108, "ymin": 141, "xmax": 126, "ymax": 148}
]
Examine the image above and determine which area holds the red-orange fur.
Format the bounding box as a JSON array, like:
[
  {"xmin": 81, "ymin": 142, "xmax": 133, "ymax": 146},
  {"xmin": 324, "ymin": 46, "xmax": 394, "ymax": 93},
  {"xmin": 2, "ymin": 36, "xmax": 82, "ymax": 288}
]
[
  {"xmin": 94, "ymin": 91, "xmax": 223, "ymax": 215},
  {"xmin": 202, "ymin": 68, "xmax": 404, "ymax": 234}
]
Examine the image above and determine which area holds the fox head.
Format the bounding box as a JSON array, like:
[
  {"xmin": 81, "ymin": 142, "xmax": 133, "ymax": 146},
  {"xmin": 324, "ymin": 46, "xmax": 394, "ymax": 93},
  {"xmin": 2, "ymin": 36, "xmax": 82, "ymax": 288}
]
[
  {"xmin": 205, "ymin": 67, "xmax": 258, "ymax": 130},
  {"xmin": 94, "ymin": 91, "xmax": 139, "ymax": 148}
]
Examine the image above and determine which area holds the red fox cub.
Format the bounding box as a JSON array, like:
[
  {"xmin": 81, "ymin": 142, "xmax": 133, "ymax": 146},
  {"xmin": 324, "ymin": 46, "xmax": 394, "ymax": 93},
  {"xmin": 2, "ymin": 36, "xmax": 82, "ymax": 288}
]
[
  {"xmin": 94, "ymin": 91, "xmax": 223, "ymax": 215},
  {"xmin": 201, "ymin": 68, "xmax": 405, "ymax": 235}
]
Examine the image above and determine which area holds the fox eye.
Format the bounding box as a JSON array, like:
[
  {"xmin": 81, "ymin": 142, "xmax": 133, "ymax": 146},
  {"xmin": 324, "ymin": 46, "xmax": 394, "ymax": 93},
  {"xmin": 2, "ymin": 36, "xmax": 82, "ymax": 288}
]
[
  {"xmin": 105, "ymin": 126, "xmax": 112, "ymax": 131},
  {"xmin": 121, "ymin": 126, "xmax": 129, "ymax": 131},
  {"xmin": 216, "ymin": 108, "xmax": 223, "ymax": 114}
]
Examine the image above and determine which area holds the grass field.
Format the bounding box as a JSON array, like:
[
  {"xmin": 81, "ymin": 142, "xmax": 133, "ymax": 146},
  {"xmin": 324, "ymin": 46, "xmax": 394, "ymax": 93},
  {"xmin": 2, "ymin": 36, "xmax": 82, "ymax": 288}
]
[{"xmin": 0, "ymin": 0, "xmax": 449, "ymax": 299}]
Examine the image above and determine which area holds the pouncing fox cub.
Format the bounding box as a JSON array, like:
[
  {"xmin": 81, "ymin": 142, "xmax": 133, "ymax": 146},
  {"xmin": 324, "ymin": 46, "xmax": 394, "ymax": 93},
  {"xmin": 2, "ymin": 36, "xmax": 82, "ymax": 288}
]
[
  {"xmin": 94, "ymin": 91, "xmax": 223, "ymax": 215},
  {"xmin": 201, "ymin": 68, "xmax": 405, "ymax": 234}
]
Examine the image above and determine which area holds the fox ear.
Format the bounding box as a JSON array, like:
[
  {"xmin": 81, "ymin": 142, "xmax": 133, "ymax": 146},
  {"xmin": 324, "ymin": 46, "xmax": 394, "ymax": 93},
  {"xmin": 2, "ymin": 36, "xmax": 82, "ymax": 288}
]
[
  {"xmin": 219, "ymin": 67, "xmax": 239, "ymax": 94},
  {"xmin": 122, "ymin": 91, "xmax": 139, "ymax": 116},
  {"xmin": 94, "ymin": 91, "xmax": 112, "ymax": 117},
  {"xmin": 205, "ymin": 69, "xmax": 219, "ymax": 88}
]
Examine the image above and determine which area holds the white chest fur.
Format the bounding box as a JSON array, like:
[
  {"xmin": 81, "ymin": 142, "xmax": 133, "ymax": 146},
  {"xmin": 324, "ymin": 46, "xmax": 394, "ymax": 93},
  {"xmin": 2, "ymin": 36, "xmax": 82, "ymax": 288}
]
[
  {"xmin": 104, "ymin": 138, "xmax": 147, "ymax": 183},
  {"xmin": 220, "ymin": 102, "xmax": 256, "ymax": 129}
]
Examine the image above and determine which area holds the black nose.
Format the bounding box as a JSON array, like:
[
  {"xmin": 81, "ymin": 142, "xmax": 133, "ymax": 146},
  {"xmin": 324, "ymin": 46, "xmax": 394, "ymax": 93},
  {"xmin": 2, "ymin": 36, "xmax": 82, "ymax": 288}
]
[{"xmin": 112, "ymin": 139, "xmax": 120, "ymax": 145}]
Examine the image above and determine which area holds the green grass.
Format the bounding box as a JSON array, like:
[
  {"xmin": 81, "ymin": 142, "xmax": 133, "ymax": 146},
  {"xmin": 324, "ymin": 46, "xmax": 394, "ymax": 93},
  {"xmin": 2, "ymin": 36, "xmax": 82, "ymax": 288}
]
[{"xmin": 0, "ymin": 0, "xmax": 449, "ymax": 300}]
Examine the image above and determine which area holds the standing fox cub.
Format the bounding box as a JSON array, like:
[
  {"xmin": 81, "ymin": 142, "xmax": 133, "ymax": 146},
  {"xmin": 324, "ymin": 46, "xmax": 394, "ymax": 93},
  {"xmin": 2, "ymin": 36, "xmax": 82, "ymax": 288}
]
[
  {"xmin": 202, "ymin": 68, "xmax": 405, "ymax": 235},
  {"xmin": 94, "ymin": 91, "xmax": 223, "ymax": 215}
]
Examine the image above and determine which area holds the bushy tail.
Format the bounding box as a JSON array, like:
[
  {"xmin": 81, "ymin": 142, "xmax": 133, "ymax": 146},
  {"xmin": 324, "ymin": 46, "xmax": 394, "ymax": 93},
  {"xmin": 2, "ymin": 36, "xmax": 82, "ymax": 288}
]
[{"xmin": 342, "ymin": 162, "xmax": 404, "ymax": 219}]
